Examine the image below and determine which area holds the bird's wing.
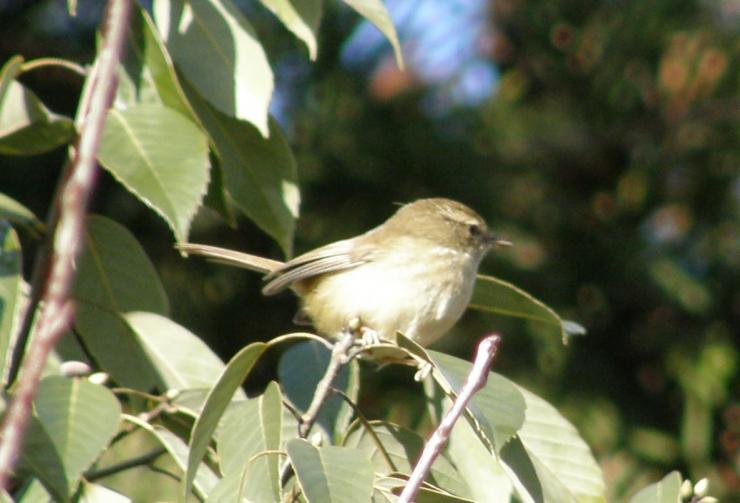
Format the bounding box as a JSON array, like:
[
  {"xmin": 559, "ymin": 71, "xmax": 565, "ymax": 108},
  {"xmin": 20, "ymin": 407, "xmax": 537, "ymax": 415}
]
[
  {"xmin": 262, "ymin": 238, "xmax": 372, "ymax": 295},
  {"xmin": 177, "ymin": 243, "xmax": 283, "ymax": 274}
]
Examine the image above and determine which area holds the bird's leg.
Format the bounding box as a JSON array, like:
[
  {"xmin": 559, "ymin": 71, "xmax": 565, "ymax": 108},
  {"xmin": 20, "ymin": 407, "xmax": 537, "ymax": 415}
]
[{"xmin": 346, "ymin": 317, "xmax": 381, "ymax": 347}]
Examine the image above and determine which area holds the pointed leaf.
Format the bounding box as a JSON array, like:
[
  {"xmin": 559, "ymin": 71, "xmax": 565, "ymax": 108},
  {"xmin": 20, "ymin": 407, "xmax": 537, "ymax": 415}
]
[
  {"xmin": 628, "ymin": 471, "xmax": 682, "ymax": 503},
  {"xmin": 98, "ymin": 105, "xmax": 209, "ymax": 243},
  {"xmin": 0, "ymin": 223, "xmax": 22, "ymax": 384},
  {"xmin": 0, "ymin": 56, "xmax": 75, "ymax": 156},
  {"xmin": 125, "ymin": 311, "xmax": 243, "ymax": 399},
  {"xmin": 184, "ymin": 81, "xmax": 299, "ymax": 256},
  {"xmin": 287, "ymin": 439, "xmax": 374, "ymax": 503},
  {"xmin": 32, "ymin": 377, "xmax": 121, "ymax": 496},
  {"xmin": 278, "ymin": 341, "xmax": 359, "ymax": 441},
  {"xmin": 79, "ymin": 482, "xmax": 131, "ymax": 503},
  {"xmin": 154, "ymin": 0, "xmax": 274, "ymax": 135},
  {"xmin": 183, "ymin": 342, "xmax": 267, "ymax": 499},
  {"xmin": 471, "ymin": 274, "xmax": 583, "ymax": 344},
  {"xmin": 118, "ymin": 5, "xmax": 197, "ymax": 119},
  {"xmin": 217, "ymin": 382, "xmax": 283, "ymax": 502},
  {"xmin": 123, "ymin": 416, "xmax": 219, "ymax": 499},
  {"xmin": 0, "ymin": 193, "xmax": 41, "ymax": 230},
  {"xmin": 73, "ymin": 215, "xmax": 168, "ymax": 390},
  {"xmin": 500, "ymin": 386, "xmax": 606, "ymax": 503},
  {"xmin": 341, "ymin": 0, "xmax": 404, "ymax": 69},
  {"xmin": 259, "ymin": 0, "xmax": 322, "ymax": 59},
  {"xmin": 18, "ymin": 416, "xmax": 68, "ymax": 502}
]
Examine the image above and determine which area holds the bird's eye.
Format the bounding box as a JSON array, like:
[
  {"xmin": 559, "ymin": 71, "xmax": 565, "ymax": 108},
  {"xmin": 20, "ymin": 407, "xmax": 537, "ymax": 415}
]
[{"xmin": 468, "ymin": 223, "xmax": 481, "ymax": 236}]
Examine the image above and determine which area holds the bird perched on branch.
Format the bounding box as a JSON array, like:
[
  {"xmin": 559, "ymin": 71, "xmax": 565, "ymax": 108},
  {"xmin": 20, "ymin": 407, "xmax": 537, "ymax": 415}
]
[{"xmin": 178, "ymin": 198, "xmax": 511, "ymax": 347}]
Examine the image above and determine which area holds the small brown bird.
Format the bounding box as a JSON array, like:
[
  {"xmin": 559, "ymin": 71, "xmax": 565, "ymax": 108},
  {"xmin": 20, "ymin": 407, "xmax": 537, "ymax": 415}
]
[{"xmin": 178, "ymin": 198, "xmax": 510, "ymax": 347}]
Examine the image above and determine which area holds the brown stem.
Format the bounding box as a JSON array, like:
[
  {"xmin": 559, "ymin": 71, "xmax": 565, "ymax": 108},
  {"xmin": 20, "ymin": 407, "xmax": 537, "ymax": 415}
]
[{"xmin": 0, "ymin": 0, "xmax": 132, "ymax": 489}]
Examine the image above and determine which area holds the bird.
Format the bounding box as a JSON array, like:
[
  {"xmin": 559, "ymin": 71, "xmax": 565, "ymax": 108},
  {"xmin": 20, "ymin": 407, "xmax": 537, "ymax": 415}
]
[{"xmin": 178, "ymin": 198, "xmax": 511, "ymax": 348}]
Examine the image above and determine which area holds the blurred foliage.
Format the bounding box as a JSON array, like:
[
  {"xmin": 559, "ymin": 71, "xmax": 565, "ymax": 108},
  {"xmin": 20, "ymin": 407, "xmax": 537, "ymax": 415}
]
[{"xmin": 0, "ymin": 0, "xmax": 738, "ymax": 500}]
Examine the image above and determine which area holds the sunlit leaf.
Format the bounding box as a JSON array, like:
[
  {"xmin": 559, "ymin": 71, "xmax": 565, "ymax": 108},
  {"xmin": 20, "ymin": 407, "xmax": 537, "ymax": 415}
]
[
  {"xmin": 0, "ymin": 223, "xmax": 22, "ymax": 384},
  {"xmin": 628, "ymin": 471, "xmax": 682, "ymax": 503},
  {"xmin": 32, "ymin": 377, "xmax": 121, "ymax": 497},
  {"xmin": 471, "ymin": 274, "xmax": 583, "ymax": 344},
  {"xmin": 154, "ymin": 0, "xmax": 273, "ymax": 136},
  {"xmin": 18, "ymin": 416, "xmax": 68, "ymax": 501},
  {"xmin": 217, "ymin": 382, "xmax": 282, "ymax": 502},
  {"xmin": 373, "ymin": 476, "xmax": 476, "ymax": 502},
  {"xmin": 183, "ymin": 342, "xmax": 267, "ymax": 500},
  {"xmin": 73, "ymin": 215, "xmax": 168, "ymax": 390},
  {"xmin": 427, "ymin": 349, "xmax": 525, "ymax": 453},
  {"xmin": 183, "ymin": 81, "xmax": 299, "ymax": 257},
  {"xmin": 124, "ymin": 416, "xmax": 218, "ymax": 500},
  {"xmin": 125, "ymin": 311, "xmax": 243, "ymax": 400},
  {"xmin": 79, "ymin": 481, "xmax": 131, "ymax": 503},
  {"xmin": 259, "ymin": 0, "xmax": 322, "ymax": 59},
  {"xmin": 341, "ymin": 0, "xmax": 404, "ymax": 69},
  {"xmin": 287, "ymin": 439, "xmax": 374, "ymax": 503},
  {"xmin": 0, "ymin": 193, "xmax": 41, "ymax": 230},
  {"xmin": 343, "ymin": 420, "xmax": 471, "ymax": 498},
  {"xmin": 98, "ymin": 105, "xmax": 209, "ymax": 243},
  {"xmin": 0, "ymin": 56, "xmax": 75, "ymax": 155},
  {"xmin": 500, "ymin": 387, "xmax": 606, "ymax": 502}
]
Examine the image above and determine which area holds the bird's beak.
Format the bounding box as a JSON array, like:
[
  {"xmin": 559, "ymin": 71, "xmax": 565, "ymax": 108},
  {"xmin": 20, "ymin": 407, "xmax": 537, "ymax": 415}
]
[{"xmin": 488, "ymin": 234, "xmax": 513, "ymax": 248}]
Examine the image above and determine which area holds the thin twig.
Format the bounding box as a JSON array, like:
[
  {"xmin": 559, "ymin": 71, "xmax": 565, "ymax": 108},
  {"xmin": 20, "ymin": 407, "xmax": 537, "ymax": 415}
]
[
  {"xmin": 331, "ymin": 387, "xmax": 398, "ymax": 473},
  {"xmin": 85, "ymin": 448, "xmax": 167, "ymax": 481},
  {"xmin": 399, "ymin": 334, "xmax": 502, "ymax": 503},
  {"xmin": 0, "ymin": 0, "xmax": 132, "ymax": 489},
  {"xmin": 20, "ymin": 57, "xmax": 87, "ymax": 77},
  {"xmin": 298, "ymin": 330, "xmax": 355, "ymax": 438}
]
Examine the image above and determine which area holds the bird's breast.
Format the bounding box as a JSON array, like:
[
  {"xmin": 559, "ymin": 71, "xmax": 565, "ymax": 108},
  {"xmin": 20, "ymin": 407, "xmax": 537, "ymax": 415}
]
[{"xmin": 300, "ymin": 246, "xmax": 480, "ymax": 346}]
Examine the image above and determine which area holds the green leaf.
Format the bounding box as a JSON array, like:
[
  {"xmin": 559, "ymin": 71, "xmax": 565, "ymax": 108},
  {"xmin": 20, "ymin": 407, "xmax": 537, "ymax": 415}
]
[
  {"xmin": 118, "ymin": 5, "xmax": 197, "ymax": 119},
  {"xmin": 500, "ymin": 386, "xmax": 606, "ymax": 503},
  {"xmin": 183, "ymin": 81, "xmax": 299, "ymax": 257},
  {"xmin": 628, "ymin": 471, "xmax": 682, "ymax": 503},
  {"xmin": 427, "ymin": 350, "xmax": 526, "ymax": 453},
  {"xmin": 124, "ymin": 416, "xmax": 218, "ymax": 500},
  {"xmin": 183, "ymin": 341, "xmax": 267, "ymax": 500},
  {"xmin": 343, "ymin": 420, "xmax": 471, "ymax": 498},
  {"xmin": 15, "ymin": 479, "xmax": 52, "ymax": 503},
  {"xmin": 18, "ymin": 416, "xmax": 68, "ymax": 502},
  {"xmin": 287, "ymin": 439, "xmax": 374, "ymax": 503},
  {"xmin": 79, "ymin": 481, "xmax": 131, "ymax": 503},
  {"xmin": 259, "ymin": 0, "xmax": 322, "ymax": 59},
  {"xmin": 445, "ymin": 414, "xmax": 514, "ymax": 503},
  {"xmin": 32, "ymin": 377, "xmax": 121, "ymax": 497},
  {"xmin": 0, "ymin": 223, "xmax": 22, "ymax": 384},
  {"xmin": 125, "ymin": 311, "xmax": 242, "ymax": 398},
  {"xmin": 217, "ymin": 382, "xmax": 283, "ymax": 502},
  {"xmin": 0, "ymin": 56, "xmax": 75, "ymax": 156},
  {"xmin": 98, "ymin": 105, "xmax": 209, "ymax": 243},
  {"xmin": 278, "ymin": 341, "xmax": 359, "ymax": 441},
  {"xmin": 154, "ymin": 0, "xmax": 274, "ymax": 136},
  {"xmin": 73, "ymin": 215, "xmax": 168, "ymax": 390},
  {"xmin": 471, "ymin": 274, "xmax": 583, "ymax": 344},
  {"xmin": 341, "ymin": 0, "xmax": 404, "ymax": 69},
  {"xmin": 0, "ymin": 193, "xmax": 41, "ymax": 230},
  {"xmin": 373, "ymin": 476, "xmax": 476, "ymax": 502}
]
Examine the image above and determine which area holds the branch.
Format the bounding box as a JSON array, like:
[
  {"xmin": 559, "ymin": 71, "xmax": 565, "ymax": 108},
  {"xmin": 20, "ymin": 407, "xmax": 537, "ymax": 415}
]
[
  {"xmin": 298, "ymin": 330, "xmax": 355, "ymax": 438},
  {"xmin": 0, "ymin": 0, "xmax": 132, "ymax": 489},
  {"xmin": 85, "ymin": 448, "xmax": 166, "ymax": 481},
  {"xmin": 399, "ymin": 334, "xmax": 502, "ymax": 503}
]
